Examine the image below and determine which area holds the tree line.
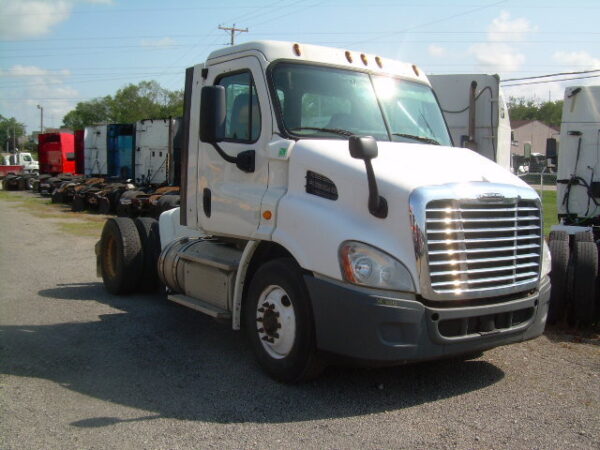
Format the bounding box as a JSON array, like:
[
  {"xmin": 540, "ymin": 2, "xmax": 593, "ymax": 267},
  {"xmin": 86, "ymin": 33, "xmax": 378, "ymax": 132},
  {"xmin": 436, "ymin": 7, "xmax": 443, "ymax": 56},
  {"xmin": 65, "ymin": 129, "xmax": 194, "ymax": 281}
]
[
  {"xmin": 61, "ymin": 80, "xmax": 183, "ymax": 130},
  {"xmin": 506, "ymin": 97, "xmax": 563, "ymax": 128}
]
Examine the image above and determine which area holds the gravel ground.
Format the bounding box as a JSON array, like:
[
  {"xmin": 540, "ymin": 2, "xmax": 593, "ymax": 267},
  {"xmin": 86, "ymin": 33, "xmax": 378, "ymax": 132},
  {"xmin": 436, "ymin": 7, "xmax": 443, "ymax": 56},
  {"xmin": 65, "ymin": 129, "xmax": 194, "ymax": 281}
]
[{"xmin": 1, "ymin": 192, "xmax": 599, "ymax": 449}]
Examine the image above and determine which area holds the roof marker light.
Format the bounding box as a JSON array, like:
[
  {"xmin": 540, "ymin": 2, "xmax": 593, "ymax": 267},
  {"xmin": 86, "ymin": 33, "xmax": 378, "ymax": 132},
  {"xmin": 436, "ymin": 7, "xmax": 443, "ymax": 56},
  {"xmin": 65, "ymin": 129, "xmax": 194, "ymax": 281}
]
[
  {"xmin": 375, "ymin": 56, "xmax": 383, "ymax": 68},
  {"xmin": 360, "ymin": 53, "xmax": 368, "ymax": 66},
  {"xmin": 412, "ymin": 64, "xmax": 420, "ymax": 76},
  {"xmin": 293, "ymin": 43, "xmax": 301, "ymax": 57},
  {"xmin": 345, "ymin": 51, "xmax": 353, "ymax": 63}
]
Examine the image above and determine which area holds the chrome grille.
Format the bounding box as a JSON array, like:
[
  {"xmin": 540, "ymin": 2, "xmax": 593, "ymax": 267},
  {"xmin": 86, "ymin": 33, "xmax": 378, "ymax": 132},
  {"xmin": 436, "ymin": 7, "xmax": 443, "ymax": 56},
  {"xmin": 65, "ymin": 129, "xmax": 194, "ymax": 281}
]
[{"xmin": 424, "ymin": 198, "xmax": 541, "ymax": 296}]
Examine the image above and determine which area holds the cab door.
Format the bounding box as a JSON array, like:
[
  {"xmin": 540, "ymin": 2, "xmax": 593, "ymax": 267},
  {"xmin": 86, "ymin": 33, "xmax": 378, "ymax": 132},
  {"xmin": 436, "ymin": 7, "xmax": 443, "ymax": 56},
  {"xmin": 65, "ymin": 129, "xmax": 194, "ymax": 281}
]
[{"xmin": 198, "ymin": 56, "xmax": 270, "ymax": 238}]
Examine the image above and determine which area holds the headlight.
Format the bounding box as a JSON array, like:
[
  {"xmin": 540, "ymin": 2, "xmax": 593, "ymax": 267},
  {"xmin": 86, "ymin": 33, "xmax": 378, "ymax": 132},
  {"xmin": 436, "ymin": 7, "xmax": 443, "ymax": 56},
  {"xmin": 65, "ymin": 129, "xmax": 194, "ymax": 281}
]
[
  {"xmin": 339, "ymin": 241, "xmax": 415, "ymax": 292},
  {"xmin": 541, "ymin": 239, "xmax": 552, "ymax": 279}
]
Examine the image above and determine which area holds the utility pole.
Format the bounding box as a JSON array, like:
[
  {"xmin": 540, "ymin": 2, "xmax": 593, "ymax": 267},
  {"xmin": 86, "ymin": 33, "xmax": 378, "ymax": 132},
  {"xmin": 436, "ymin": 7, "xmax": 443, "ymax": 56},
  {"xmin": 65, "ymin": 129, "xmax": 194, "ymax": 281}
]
[
  {"xmin": 37, "ymin": 104, "xmax": 44, "ymax": 134},
  {"xmin": 218, "ymin": 24, "xmax": 248, "ymax": 46}
]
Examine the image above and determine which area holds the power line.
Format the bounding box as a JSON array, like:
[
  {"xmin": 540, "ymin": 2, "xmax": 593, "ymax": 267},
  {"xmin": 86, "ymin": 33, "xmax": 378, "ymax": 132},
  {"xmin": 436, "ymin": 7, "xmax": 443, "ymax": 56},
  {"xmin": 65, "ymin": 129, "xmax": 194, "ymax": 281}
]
[
  {"xmin": 502, "ymin": 74, "xmax": 600, "ymax": 87},
  {"xmin": 501, "ymin": 69, "xmax": 600, "ymax": 83}
]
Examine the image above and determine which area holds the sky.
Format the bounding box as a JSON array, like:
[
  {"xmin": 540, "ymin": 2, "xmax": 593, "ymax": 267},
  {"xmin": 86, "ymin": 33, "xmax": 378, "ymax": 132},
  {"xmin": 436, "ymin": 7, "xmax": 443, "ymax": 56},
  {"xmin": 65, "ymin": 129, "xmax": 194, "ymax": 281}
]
[{"xmin": 1, "ymin": 0, "xmax": 599, "ymax": 133}]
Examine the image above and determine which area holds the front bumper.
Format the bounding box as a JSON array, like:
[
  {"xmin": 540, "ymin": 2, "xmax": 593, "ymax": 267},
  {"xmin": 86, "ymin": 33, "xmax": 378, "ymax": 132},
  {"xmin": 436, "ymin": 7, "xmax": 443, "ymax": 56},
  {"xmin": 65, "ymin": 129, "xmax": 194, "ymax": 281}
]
[{"xmin": 305, "ymin": 275, "xmax": 550, "ymax": 363}]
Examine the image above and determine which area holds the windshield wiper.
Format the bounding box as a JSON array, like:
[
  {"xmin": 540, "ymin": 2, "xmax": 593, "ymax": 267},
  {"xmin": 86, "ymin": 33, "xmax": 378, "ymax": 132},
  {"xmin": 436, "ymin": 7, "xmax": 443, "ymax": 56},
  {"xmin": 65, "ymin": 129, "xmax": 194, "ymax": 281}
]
[
  {"xmin": 290, "ymin": 127, "xmax": 354, "ymax": 137},
  {"xmin": 392, "ymin": 133, "xmax": 440, "ymax": 145}
]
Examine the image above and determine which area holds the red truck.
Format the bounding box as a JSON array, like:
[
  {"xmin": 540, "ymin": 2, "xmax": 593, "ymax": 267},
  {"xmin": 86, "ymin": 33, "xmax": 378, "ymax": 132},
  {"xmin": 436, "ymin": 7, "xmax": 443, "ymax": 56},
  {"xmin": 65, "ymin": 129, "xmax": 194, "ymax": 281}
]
[{"xmin": 38, "ymin": 132, "xmax": 76, "ymax": 175}]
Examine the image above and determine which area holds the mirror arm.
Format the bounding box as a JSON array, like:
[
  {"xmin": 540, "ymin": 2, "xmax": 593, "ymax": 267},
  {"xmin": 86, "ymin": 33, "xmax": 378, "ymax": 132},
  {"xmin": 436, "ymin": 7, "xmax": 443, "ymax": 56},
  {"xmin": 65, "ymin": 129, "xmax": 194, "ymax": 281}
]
[
  {"xmin": 210, "ymin": 142, "xmax": 237, "ymax": 164},
  {"xmin": 210, "ymin": 143, "xmax": 255, "ymax": 173},
  {"xmin": 364, "ymin": 159, "xmax": 388, "ymax": 219}
]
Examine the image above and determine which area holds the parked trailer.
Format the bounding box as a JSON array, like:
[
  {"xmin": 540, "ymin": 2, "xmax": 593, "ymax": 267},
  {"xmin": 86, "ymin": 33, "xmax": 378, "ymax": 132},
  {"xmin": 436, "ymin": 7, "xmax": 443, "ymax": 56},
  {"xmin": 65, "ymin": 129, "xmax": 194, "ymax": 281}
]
[
  {"xmin": 429, "ymin": 74, "xmax": 512, "ymax": 171},
  {"xmin": 107, "ymin": 124, "xmax": 135, "ymax": 179},
  {"xmin": 84, "ymin": 125, "xmax": 108, "ymax": 177},
  {"xmin": 38, "ymin": 132, "xmax": 76, "ymax": 176},
  {"xmin": 97, "ymin": 41, "xmax": 551, "ymax": 382},
  {"xmin": 547, "ymin": 85, "xmax": 600, "ymax": 326},
  {"xmin": 134, "ymin": 118, "xmax": 181, "ymax": 185}
]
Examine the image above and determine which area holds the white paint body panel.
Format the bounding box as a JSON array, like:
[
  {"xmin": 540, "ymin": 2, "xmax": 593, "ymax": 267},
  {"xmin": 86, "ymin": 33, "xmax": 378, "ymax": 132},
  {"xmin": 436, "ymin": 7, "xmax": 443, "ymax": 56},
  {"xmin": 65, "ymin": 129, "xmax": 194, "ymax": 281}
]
[
  {"xmin": 158, "ymin": 207, "xmax": 204, "ymax": 250},
  {"xmin": 558, "ymin": 85, "xmax": 600, "ymax": 219},
  {"xmin": 429, "ymin": 74, "xmax": 511, "ymax": 171},
  {"xmin": 84, "ymin": 125, "xmax": 108, "ymax": 176}
]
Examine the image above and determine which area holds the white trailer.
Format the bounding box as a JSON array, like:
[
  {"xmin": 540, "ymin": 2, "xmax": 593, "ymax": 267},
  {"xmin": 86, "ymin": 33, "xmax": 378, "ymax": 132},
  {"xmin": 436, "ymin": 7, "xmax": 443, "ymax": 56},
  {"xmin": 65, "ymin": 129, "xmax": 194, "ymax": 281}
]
[
  {"xmin": 429, "ymin": 74, "xmax": 512, "ymax": 171},
  {"xmin": 547, "ymin": 85, "xmax": 600, "ymax": 326},
  {"xmin": 97, "ymin": 41, "xmax": 551, "ymax": 382},
  {"xmin": 134, "ymin": 118, "xmax": 180, "ymax": 185},
  {"xmin": 84, "ymin": 125, "xmax": 108, "ymax": 176}
]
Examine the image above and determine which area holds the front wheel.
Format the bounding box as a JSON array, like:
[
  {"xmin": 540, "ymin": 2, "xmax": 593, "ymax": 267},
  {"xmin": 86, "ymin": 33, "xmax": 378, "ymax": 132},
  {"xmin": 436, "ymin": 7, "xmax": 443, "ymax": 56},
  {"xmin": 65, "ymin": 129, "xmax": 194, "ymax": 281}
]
[{"xmin": 244, "ymin": 258, "xmax": 323, "ymax": 382}]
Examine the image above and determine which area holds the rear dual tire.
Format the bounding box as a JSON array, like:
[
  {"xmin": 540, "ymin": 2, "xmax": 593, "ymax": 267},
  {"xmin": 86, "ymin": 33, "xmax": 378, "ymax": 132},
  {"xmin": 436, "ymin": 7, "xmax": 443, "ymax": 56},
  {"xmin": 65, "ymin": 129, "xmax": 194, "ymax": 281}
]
[{"xmin": 100, "ymin": 217, "xmax": 162, "ymax": 295}]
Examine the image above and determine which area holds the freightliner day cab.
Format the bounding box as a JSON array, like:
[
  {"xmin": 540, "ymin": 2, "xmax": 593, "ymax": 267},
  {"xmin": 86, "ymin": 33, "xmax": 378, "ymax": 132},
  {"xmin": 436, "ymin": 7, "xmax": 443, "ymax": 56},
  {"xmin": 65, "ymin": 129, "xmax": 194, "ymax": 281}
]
[{"xmin": 97, "ymin": 41, "xmax": 551, "ymax": 382}]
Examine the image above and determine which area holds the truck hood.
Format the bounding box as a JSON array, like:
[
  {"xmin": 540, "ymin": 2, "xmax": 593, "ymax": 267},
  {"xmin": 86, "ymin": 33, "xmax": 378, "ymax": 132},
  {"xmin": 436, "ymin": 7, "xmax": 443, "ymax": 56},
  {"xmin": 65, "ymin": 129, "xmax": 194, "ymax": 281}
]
[
  {"xmin": 274, "ymin": 138, "xmax": 535, "ymax": 286},
  {"xmin": 290, "ymin": 139, "xmax": 529, "ymax": 191}
]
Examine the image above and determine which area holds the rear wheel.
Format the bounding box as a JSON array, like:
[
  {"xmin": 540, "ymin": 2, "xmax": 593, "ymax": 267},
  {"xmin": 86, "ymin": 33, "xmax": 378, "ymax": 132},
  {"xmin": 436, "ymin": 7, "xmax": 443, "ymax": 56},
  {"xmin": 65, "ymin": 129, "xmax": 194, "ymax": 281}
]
[
  {"xmin": 134, "ymin": 217, "xmax": 162, "ymax": 293},
  {"xmin": 547, "ymin": 232, "xmax": 570, "ymax": 324},
  {"xmin": 100, "ymin": 217, "xmax": 143, "ymax": 295},
  {"xmin": 51, "ymin": 190, "xmax": 64, "ymax": 203},
  {"xmin": 244, "ymin": 258, "xmax": 323, "ymax": 382},
  {"xmin": 571, "ymin": 240, "xmax": 598, "ymax": 325},
  {"xmin": 98, "ymin": 196, "xmax": 111, "ymax": 215},
  {"xmin": 71, "ymin": 195, "xmax": 86, "ymax": 212}
]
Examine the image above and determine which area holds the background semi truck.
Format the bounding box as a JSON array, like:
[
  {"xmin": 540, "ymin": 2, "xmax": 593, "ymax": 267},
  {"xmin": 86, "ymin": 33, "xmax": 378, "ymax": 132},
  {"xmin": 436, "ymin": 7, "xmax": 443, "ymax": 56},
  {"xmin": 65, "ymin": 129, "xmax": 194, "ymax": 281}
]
[
  {"xmin": 429, "ymin": 74, "xmax": 512, "ymax": 171},
  {"xmin": 38, "ymin": 132, "xmax": 76, "ymax": 175},
  {"xmin": 97, "ymin": 41, "xmax": 551, "ymax": 382},
  {"xmin": 547, "ymin": 85, "xmax": 600, "ymax": 325}
]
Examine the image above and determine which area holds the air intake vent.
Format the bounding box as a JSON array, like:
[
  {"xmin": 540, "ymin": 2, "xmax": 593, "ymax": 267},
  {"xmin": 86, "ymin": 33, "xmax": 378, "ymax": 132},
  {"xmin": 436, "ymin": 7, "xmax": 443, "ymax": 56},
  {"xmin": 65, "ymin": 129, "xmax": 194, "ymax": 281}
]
[{"xmin": 306, "ymin": 171, "xmax": 338, "ymax": 200}]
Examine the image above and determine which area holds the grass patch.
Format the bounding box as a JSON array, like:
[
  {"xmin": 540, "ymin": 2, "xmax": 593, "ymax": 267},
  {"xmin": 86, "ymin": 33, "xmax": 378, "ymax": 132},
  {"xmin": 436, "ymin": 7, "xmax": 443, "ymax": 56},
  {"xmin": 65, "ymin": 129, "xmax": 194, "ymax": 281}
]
[
  {"xmin": 0, "ymin": 190, "xmax": 23, "ymax": 202},
  {"xmin": 58, "ymin": 221, "xmax": 104, "ymax": 237},
  {"xmin": 537, "ymin": 189, "xmax": 558, "ymax": 236}
]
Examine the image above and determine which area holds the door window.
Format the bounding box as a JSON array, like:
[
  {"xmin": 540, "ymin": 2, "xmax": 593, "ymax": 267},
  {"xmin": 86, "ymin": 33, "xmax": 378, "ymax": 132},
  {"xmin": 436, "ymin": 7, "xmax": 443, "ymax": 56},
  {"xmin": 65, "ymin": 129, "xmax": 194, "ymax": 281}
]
[{"xmin": 217, "ymin": 71, "xmax": 261, "ymax": 142}]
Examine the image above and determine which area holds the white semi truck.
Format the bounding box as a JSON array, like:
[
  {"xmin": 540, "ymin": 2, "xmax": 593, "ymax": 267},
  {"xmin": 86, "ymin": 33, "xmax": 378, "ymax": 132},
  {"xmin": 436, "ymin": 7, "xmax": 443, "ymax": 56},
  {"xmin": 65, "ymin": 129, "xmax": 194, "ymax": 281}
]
[
  {"xmin": 97, "ymin": 41, "xmax": 551, "ymax": 382},
  {"xmin": 429, "ymin": 74, "xmax": 512, "ymax": 171},
  {"xmin": 547, "ymin": 85, "xmax": 600, "ymax": 325}
]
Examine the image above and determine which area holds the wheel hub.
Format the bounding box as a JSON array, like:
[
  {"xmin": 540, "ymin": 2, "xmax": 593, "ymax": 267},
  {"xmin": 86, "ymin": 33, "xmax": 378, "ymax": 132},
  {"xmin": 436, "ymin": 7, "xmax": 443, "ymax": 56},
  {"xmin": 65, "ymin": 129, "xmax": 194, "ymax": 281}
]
[{"xmin": 256, "ymin": 286, "xmax": 296, "ymax": 359}]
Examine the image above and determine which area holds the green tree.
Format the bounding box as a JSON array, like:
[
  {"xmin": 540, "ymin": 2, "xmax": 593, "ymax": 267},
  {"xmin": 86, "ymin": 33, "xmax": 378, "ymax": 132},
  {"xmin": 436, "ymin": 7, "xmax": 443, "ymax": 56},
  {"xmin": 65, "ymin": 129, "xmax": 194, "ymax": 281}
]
[
  {"xmin": 61, "ymin": 81, "xmax": 183, "ymax": 128},
  {"xmin": 62, "ymin": 96, "xmax": 112, "ymax": 130},
  {"xmin": 0, "ymin": 115, "xmax": 26, "ymax": 152},
  {"xmin": 507, "ymin": 98, "xmax": 563, "ymax": 127}
]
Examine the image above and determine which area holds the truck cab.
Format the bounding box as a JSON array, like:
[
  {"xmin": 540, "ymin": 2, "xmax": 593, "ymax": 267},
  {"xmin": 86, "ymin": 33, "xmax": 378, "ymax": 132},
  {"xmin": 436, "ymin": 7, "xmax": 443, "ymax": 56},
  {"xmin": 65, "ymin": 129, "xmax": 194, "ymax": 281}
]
[{"xmin": 98, "ymin": 41, "xmax": 551, "ymax": 382}]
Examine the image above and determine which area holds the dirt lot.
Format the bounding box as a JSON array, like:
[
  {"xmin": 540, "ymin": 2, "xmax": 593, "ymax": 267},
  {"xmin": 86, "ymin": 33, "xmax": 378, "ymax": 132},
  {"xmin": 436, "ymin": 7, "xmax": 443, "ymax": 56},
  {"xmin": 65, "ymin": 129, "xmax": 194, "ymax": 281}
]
[{"xmin": 1, "ymin": 191, "xmax": 599, "ymax": 449}]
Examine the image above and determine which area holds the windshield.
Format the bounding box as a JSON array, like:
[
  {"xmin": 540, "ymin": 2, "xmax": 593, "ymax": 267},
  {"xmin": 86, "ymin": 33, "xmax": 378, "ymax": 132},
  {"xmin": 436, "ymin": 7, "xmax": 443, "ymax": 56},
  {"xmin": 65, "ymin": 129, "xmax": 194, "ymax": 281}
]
[{"xmin": 270, "ymin": 62, "xmax": 452, "ymax": 146}]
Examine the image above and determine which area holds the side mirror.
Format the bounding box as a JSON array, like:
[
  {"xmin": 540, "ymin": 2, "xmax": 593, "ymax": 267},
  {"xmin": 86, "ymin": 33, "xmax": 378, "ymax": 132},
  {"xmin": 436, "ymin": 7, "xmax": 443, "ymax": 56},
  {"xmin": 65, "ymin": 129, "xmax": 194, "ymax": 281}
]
[
  {"xmin": 200, "ymin": 85, "xmax": 226, "ymax": 143},
  {"xmin": 349, "ymin": 136, "xmax": 378, "ymax": 160},
  {"xmin": 348, "ymin": 135, "xmax": 387, "ymax": 219}
]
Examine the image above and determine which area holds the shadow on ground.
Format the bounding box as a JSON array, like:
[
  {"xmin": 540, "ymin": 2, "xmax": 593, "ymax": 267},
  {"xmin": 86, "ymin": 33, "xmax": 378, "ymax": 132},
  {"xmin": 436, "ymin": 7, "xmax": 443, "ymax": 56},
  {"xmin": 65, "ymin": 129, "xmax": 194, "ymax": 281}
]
[{"xmin": 1, "ymin": 282, "xmax": 505, "ymax": 427}]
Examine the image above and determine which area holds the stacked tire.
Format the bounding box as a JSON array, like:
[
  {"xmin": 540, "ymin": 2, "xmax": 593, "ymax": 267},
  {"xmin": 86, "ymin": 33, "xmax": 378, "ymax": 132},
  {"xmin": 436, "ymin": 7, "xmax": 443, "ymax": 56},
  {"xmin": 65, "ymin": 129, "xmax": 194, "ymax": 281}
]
[{"xmin": 548, "ymin": 230, "xmax": 599, "ymax": 326}]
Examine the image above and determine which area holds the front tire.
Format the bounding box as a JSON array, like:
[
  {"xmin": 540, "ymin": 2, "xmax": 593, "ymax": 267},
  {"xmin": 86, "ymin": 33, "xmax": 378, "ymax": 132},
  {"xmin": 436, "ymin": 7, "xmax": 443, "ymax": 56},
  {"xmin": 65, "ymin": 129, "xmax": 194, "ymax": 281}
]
[{"xmin": 244, "ymin": 258, "xmax": 323, "ymax": 382}]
